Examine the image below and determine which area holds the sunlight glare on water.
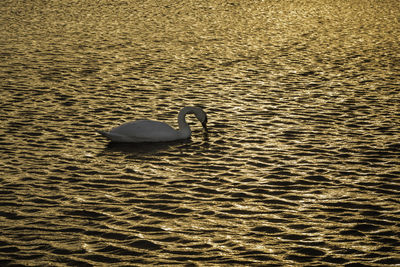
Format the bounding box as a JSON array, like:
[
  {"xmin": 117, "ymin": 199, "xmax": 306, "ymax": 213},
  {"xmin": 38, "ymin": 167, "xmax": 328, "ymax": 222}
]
[{"xmin": 1, "ymin": 0, "xmax": 400, "ymax": 265}]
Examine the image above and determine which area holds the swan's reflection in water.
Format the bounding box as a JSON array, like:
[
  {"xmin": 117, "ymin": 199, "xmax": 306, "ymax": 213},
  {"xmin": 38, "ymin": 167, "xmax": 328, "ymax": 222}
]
[
  {"xmin": 104, "ymin": 140, "xmax": 190, "ymax": 154},
  {"xmin": 101, "ymin": 130, "xmax": 209, "ymax": 157}
]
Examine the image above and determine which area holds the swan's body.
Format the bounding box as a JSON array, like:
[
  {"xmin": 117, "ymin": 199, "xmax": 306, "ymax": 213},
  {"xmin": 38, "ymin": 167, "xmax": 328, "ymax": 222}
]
[{"xmin": 98, "ymin": 106, "xmax": 207, "ymax": 143}]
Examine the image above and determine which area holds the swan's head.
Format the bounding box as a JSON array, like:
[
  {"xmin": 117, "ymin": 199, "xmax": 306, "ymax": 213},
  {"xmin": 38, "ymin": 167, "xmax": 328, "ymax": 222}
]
[{"xmin": 194, "ymin": 107, "xmax": 208, "ymax": 132}]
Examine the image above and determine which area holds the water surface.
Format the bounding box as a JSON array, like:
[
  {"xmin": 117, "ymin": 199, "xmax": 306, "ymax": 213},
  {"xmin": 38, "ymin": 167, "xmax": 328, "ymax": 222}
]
[{"xmin": 1, "ymin": 0, "xmax": 400, "ymax": 265}]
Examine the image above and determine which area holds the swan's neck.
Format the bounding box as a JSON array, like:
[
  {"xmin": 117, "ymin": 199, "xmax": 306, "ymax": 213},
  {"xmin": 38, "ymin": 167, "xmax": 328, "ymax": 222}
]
[{"xmin": 177, "ymin": 107, "xmax": 193, "ymax": 139}]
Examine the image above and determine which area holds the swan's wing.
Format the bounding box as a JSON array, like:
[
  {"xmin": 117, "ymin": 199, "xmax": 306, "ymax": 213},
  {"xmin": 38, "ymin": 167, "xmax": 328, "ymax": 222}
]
[{"xmin": 108, "ymin": 120, "xmax": 179, "ymax": 142}]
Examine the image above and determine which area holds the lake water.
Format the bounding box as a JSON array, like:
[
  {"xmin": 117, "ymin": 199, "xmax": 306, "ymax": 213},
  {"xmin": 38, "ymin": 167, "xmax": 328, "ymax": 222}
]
[{"xmin": 1, "ymin": 0, "xmax": 400, "ymax": 265}]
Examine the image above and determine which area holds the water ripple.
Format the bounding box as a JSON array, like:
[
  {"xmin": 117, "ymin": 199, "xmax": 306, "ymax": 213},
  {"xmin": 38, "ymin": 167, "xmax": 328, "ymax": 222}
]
[{"xmin": 1, "ymin": 0, "xmax": 400, "ymax": 265}]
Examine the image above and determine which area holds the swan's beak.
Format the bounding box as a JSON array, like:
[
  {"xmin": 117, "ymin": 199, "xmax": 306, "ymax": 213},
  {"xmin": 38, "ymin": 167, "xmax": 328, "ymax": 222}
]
[{"xmin": 202, "ymin": 121, "xmax": 208, "ymax": 132}]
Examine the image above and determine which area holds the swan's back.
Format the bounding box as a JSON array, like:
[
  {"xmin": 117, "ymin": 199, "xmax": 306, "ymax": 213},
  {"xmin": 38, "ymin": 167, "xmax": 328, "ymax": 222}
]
[{"xmin": 107, "ymin": 120, "xmax": 180, "ymax": 142}]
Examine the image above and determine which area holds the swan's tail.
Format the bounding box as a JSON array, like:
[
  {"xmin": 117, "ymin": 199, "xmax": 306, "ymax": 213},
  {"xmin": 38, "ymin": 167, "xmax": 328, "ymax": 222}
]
[
  {"xmin": 97, "ymin": 130, "xmax": 113, "ymax": 140},
  {"xmin": 97, "ymin": 130, "xmax": 129, "ymax": 142}
]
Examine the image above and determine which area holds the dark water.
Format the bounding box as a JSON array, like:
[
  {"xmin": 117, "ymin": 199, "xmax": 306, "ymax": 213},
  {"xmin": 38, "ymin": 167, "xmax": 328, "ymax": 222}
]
[{"xmin": 1, "ymin": 0, "xmax": 400, "ymax": 265}]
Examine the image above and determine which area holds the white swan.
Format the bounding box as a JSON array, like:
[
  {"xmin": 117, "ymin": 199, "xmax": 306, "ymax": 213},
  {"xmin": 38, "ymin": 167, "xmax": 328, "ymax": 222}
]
[{"xmin": 98, "ymin": 106, "xmax": 207, "ymax": 143}]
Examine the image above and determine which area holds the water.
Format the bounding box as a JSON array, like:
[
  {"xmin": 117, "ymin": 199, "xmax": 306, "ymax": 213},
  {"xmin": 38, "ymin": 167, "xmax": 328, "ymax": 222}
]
[{"xmin": 1, "ymin": 0, "xmax": 400, "ymax": 265}]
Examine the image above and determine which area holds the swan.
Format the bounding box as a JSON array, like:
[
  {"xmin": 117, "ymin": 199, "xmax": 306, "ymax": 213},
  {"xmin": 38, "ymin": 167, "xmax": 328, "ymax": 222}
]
[{"xmin": 97, "ymin": 106, "xmax": 207, "ymax": 143}]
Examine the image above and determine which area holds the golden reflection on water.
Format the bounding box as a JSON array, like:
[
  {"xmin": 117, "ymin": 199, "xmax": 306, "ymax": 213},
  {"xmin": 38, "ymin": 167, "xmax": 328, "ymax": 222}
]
[{"xmin": 1, "ymin": 0, "xmax": 400, "ymax": 265}]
